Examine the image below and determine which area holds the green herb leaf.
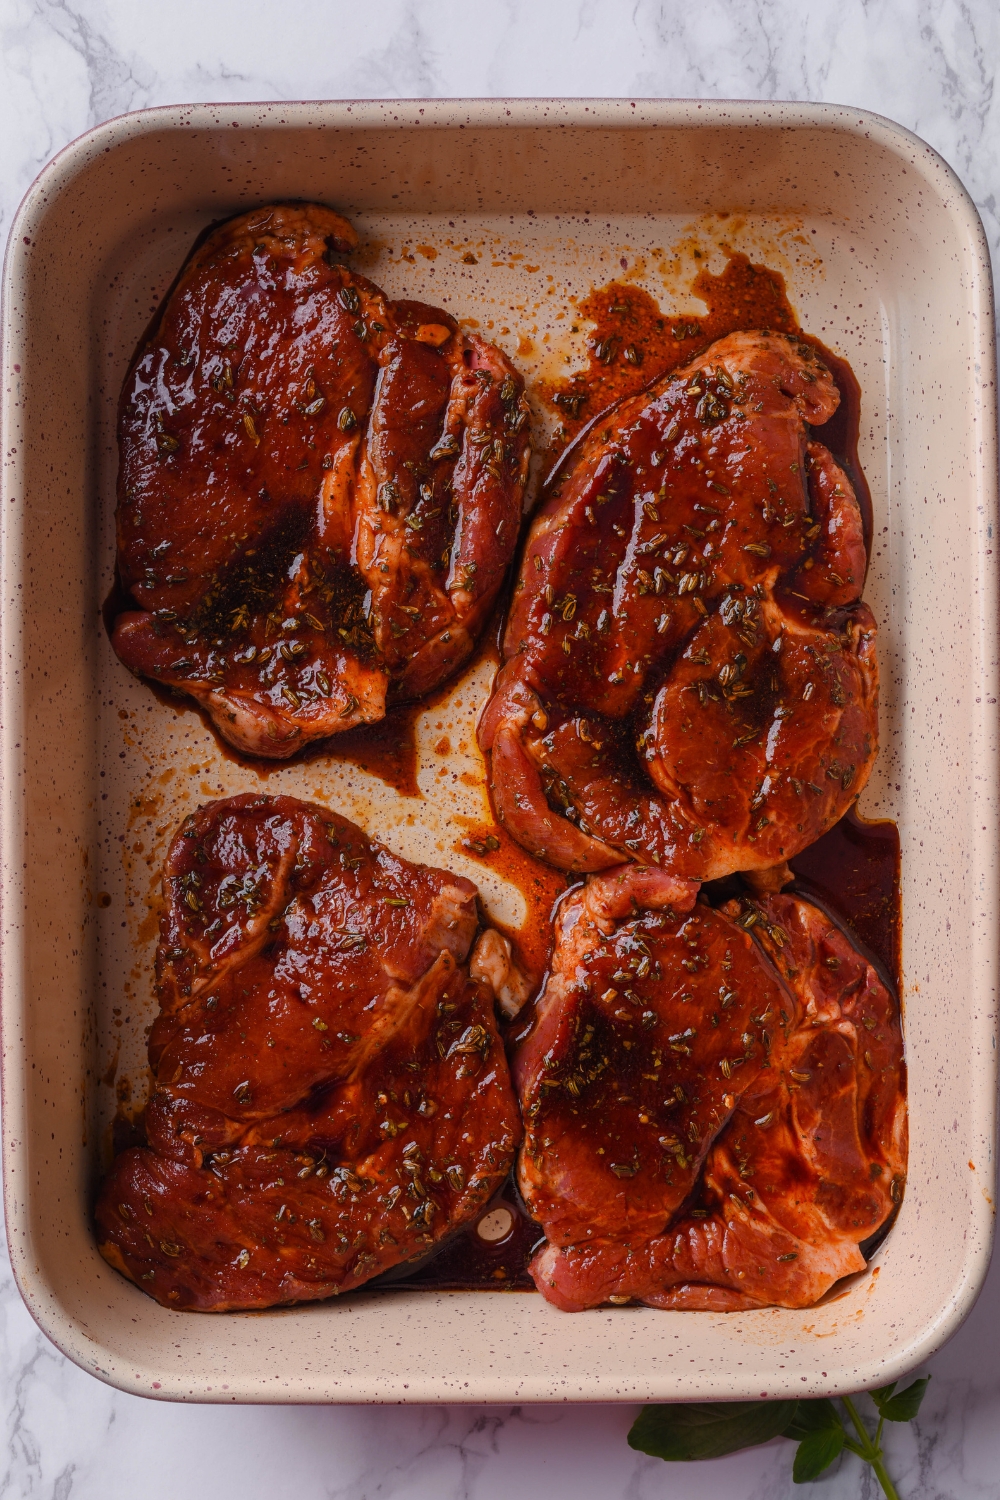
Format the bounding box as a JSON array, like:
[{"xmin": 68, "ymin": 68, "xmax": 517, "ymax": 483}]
[
  {"xmin": 632, "ymin": 1379, "xmax": 929, "ymax": 1499},
  {"xmin": 875, "ymin": 1376, "xmax": 930, "ymax": 1423},
  {"xmin": 784, "ymin": 1401, "xmax": 849, "ymax": 1485},
  {"xmin": 792, "ymin": 1426, "xmax": 846, "ymax": 1483},
  {"xmin": 628, "ymin": 1400, "xmax": 798, "ymax": 1462},
  {"xmin": 782, "ymin": 1397, "xmax": 843, "ymax": 1441}
]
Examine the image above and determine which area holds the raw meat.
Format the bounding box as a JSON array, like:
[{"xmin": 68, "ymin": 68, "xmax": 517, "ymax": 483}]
[
  {"xmin": 517, "ymin": 868, "xmax": 906, "ymax": 1311},
  {"xmin": 112, "ymin": 204, "xmax": 530, "ymax": 757},
  {"xmin": 479, "ymin": 331, "xmax": 877, "ymax": 879},
  {"xmin": 95, "ymin": 794, "xmax": 521, "ymax": 1310}
]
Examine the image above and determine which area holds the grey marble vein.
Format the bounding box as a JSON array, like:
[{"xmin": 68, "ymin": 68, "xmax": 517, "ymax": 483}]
[{"xmin": 1, "ymin": 0, "xmax": 999, "ymax": 1495}]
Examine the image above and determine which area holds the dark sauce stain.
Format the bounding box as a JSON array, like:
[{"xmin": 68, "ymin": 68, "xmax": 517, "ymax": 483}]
[
  {"xmin": 111, "ymin": 1103, "xmax": 147, "ymax": 1158},
  {"xmin": 373, "ymin": 1181, "xmax": 542, "ymax": 1294},
  {"xmin": 789, "ymin": 804, "xmax": 901, "ymax": 994},
  {"xmin": 317, "ymin": 702, "xmax": 423, "ymax": 798}
]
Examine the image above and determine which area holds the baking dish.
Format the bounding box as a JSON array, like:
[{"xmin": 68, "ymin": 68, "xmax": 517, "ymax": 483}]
[{"xmin": 1, "ymin": 98, "xmax": 996, "ymax": 1404}]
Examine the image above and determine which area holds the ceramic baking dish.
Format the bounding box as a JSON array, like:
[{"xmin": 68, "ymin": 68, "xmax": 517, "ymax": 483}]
[{"xmin": 1, "ymin": 99, "xmax": 997, "ymax": 1405}]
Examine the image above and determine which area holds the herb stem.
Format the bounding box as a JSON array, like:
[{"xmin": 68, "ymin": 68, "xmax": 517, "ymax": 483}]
[
  {"xmin": 869, "ymin": 1452, "xmax": 902, "ymax": 1500},
  {"xmin": 842, "ymin": 1395, "xmax": 900, "ymax": 1500},
  {"xmin": 842, "ymin": 1394, "xmax": 872, "ymax": 1451}
]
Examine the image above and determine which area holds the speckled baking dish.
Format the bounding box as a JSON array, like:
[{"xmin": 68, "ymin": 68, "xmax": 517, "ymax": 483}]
[{"xmin": 2, "ymin": 99, "xmax": 997, "ymax": 1405}]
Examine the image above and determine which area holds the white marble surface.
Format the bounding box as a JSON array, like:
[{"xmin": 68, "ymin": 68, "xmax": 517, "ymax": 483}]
[{"xmin": 1, "ymin": 1, "xmax": 999, "ymax": 1495}]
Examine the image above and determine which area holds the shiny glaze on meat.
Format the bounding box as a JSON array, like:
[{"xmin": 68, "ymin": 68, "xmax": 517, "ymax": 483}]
[
  {"xmin": 387, "ymin": 809, "xmax": 902, "ymax": 1296},
  {"xmin": 515, "ymin": 866, "xmax": 785, "ymax": 1247},
  {"xmin": 112, "ymin": 204, "xmax": 530, "ymax": 758},
  {"xmin": 95, "ymin": 795, "xmax": 520, "ymax": 1310},
  {"xmin": 520, "ymin": 875, "xmax": 906, "ymax": 1311},
  {"xmin": 479, "ymin": 330, "xmax": 877, "ymax": 879}
]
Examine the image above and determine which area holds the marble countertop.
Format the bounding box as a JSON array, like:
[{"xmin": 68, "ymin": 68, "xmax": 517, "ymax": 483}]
[{"xmin": 1, "ymin": 1, "xmax": 999, "ymax": 1496}]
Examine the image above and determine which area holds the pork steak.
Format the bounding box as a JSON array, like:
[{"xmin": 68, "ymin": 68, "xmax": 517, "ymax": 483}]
[
  {"xmin": 112, "ymin": 204, "xmax": 531, "ymax": 757},
  {"xmin": 517, "ymin": 867, "xmax": 906, "ymax": 1311},
  {"xmin": 95, "ymin": 794, "xmax": 521, "ymax": 1310},
  {"xmin": 480, "ymin": 331, "xmax": 877, "ymax": 878}
]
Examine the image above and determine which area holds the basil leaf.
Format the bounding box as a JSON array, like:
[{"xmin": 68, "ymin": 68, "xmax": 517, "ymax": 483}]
[
  {"xmin": 877, "ymin": 1376, "xmax": 930, "ymax": 1422},
  {"xmin": 628, "ymin": 1400, "xmax": 799, "ymax": 1462},
  {"xmin": 870, "ymin": 1381, "xmax": 897, "ymax": 1411},
  {"xmin": 782, "ymin": 1397, "xmax": 843, "ymax": 1441},
  {"xmin": 792, "ymin": 1427, "xmax": 845, "ymax": 1483}
]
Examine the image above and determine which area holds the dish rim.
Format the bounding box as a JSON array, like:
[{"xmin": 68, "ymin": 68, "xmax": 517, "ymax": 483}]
[{"xmin": 2, "ymin": 94, "xmax": 997, "ymax": 1404}]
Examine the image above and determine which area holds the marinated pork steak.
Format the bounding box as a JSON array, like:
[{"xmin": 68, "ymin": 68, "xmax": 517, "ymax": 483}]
[
  {"xmin": 112, "ymin": 204, "xmax": 531, "ymax": 757},
  {"xmin": 479, "ymin": 331, "xmax": 877, "ymax": 879},
  {"xmin": 517, "ymin": 868, "xmax": 905, "ymax": 1312},
  {"xmin": 95, "ymin": 795, "xmax": 521, "ymax": 1310},
  {"xmin": 515, "ymin": 865, "xmax": 778, "ymax": 1247}
]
